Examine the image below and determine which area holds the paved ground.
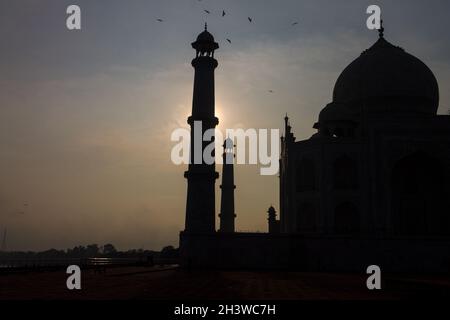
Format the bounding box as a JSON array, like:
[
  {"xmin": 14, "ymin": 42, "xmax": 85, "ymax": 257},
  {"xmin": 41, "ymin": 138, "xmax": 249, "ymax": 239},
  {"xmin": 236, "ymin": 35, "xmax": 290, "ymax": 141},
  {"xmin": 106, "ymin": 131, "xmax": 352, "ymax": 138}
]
[{"xmin": 0, "ymin": 266, "xmax": 449, "ymax": 300}]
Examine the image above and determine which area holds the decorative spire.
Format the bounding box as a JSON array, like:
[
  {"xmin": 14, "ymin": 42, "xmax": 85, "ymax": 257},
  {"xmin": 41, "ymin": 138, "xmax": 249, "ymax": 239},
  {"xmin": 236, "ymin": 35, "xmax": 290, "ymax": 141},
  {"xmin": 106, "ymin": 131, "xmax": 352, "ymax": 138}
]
[
  {"xmin": 378, "ymin": 19, "xmax": 384, "ymax": 38},
  {"xmin": 205, "ymin": 22, "xmax": 208, "ymax": 31}
]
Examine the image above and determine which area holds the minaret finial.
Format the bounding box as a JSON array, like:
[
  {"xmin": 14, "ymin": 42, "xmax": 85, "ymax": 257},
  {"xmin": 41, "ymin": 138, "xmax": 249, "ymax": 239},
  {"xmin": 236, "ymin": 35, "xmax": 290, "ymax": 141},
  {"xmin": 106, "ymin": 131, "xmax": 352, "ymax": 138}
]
[{"xmin": 378, "ymin": 19, "xmax": 384, "ymax": 38}]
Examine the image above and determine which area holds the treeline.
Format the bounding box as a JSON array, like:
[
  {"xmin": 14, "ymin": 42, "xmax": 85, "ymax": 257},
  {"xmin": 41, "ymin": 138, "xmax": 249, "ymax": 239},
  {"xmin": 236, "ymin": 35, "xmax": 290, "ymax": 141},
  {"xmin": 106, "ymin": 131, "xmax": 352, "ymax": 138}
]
[{"xmin": 0, "ymin": 244, "xmax": 179, "ymax": 260}]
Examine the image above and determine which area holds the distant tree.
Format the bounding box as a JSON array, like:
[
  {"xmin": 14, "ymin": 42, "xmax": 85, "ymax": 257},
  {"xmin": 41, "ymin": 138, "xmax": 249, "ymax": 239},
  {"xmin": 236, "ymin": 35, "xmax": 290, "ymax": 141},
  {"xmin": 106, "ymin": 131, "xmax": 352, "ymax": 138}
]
[
  {"xmin": 68, "ymin": 246, "xmax": 87, "ymax": 257},
  {"xmin": 160, "ymin": 246, "xmax": 178, "ymax": 259},
  {"xmin": 39, "ymin": 249, "xmax": 65, "ymax": 259},
  {"xmin": 0, "ymin": 244, "xmax": 162, "ymax": 261},
  {"xmin": 86, "ymin": 244, "xmax": 99, "ymax": 257},
  {"xmin": 103, "ymin": 243, "xmax": 117, "ymax": 256}
]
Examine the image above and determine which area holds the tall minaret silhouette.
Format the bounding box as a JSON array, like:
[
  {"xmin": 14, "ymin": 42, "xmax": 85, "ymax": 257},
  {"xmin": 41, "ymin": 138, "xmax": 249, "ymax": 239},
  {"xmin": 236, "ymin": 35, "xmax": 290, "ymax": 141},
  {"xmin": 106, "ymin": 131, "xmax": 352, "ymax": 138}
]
[
  {"xmin": 219, "ymin": 138, "xmax": 236, "ymax": 233},
  {"xmin": 184, "ymin": 24, "xmax": 219, "ymax": 233}
]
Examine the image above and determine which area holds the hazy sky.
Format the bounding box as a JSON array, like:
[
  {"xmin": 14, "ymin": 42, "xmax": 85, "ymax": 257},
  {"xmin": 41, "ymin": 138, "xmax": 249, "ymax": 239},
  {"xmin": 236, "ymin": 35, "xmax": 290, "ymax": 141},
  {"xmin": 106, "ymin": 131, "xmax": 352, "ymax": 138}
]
[{"xmin": 1, "ymin": 0, "xmax": 449, "ymax": 251}]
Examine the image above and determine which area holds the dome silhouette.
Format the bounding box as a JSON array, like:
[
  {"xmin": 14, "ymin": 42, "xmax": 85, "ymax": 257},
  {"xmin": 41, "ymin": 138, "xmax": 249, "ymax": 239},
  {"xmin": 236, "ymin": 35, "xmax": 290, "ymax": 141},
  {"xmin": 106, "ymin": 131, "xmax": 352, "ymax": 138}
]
[
  {"xmin": 191, "ymin": 24, "xmax": 219, "ymax": 56},
  {"xmin": 320, "ymin": 36, "xmax": 439, "ymax": 123},
  {"xmin": 196, "ymin": 30, "xmax": 215, "ymax": 43}
]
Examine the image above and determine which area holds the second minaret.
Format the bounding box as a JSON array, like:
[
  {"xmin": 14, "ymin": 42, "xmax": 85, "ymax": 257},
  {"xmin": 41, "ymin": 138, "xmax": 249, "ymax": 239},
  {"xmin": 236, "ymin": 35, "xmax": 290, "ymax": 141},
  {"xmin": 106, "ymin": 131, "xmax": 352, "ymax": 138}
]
[{"xmin": 219, "ymin": 138, "xmax": 236, "ymax": 233}]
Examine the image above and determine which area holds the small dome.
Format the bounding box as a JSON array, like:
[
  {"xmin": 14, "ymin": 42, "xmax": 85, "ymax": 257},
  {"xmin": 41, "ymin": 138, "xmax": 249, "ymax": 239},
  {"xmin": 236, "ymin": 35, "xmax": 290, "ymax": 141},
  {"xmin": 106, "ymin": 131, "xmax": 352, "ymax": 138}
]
[
  {"xmin": 223, "ymin": 137, "xmax": 234, "ymax": 149},
  {"xmin": 319, "ymin": 102, "xmax": 358, "ymax": 122},
  {"xmin": 320, "ymin": 36, "xmax": 439, "ymax": 123},
  {"xmin": 191, "ymin": 24, "xmax": 219, "ymax": 54},
  {"xmin": 197, "ymin": 30, "xmax": 215, "ymax": 42}
]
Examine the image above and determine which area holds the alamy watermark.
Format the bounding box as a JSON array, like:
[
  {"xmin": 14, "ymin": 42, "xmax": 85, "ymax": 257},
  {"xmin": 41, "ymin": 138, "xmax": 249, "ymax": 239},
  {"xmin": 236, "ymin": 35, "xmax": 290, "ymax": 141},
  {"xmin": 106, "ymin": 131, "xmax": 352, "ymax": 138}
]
[
  {"xmin": 66, "ymin": 5, "xmax": 81, "ymax": 30},
  {"xmin": 66, "ymin": 265, "xmax": 81, "ymax": 290},
  {"xmin": 366, "ymin": 5, "xmax": 382, "ymax": 30},
  {"xmin": 171, "ymin": 122, "xmax": 280, "ymax": 176},
  {"xmin": 366, "ymin": 265, "xmax": 382, "ymax": 290}
]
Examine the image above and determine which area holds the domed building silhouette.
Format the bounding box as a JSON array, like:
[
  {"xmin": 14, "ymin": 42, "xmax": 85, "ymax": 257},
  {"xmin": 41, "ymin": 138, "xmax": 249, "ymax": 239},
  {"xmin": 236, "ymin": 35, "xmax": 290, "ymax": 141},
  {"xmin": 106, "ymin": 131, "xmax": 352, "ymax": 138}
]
[
  {"xmin": 280, "ymin": 28, "xmax": 449, "ymax": 238},
  {"xmin": 180, "ymin": 25, "xmax": 450, "ymax": 272}
]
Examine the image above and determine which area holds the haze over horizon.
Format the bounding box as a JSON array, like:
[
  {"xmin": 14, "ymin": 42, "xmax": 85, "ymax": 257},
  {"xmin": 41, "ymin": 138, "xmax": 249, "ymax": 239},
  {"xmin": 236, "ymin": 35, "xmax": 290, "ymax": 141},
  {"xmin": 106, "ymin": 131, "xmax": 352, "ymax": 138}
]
[{"xmin": 1, "ymin": 0, "xmax": 450, "ymax": 251}]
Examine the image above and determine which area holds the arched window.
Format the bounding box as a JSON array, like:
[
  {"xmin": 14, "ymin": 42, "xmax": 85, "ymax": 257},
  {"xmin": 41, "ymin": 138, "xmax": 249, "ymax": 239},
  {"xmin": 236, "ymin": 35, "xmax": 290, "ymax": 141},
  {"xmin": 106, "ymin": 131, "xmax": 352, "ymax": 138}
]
[
  {"xmin": 333, "ymin": 155, "xmax": 358, "ymax": 190},
  {"xmin": 392, "ymin": 152, "xmax": 448, "ymax": 235},
  {"xmin": 334, "ymin": 202, "xmax": 359, "ymax": 234},
  {"xmin": 296, "ymin": 158, "xmax": 316, "ymax": 192},
  {"xmin": 296, "ymin": 202, "xmax": 316, "ymax": 233}
]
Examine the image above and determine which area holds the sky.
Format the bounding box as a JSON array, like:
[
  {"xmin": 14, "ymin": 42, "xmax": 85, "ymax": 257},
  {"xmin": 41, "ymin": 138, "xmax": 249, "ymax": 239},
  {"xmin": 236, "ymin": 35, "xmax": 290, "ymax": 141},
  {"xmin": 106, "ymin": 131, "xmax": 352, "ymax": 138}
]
[{"xmin": 1, "ymin": 0, "xmax": 449, "ymax": 251}]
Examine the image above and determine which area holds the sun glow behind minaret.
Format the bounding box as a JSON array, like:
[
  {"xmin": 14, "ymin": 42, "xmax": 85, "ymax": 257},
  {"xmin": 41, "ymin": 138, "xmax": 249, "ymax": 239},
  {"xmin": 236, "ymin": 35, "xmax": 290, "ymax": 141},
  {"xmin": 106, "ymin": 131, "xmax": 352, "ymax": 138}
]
[{"xmin": 215, "ymin": 103, "xmax": 226, "ymax": 130}]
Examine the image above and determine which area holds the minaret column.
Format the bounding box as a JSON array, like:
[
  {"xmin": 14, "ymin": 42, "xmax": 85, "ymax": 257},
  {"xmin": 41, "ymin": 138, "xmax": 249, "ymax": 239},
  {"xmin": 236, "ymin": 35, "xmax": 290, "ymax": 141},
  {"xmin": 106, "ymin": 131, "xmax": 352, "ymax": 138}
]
[
  {"xmin": 219, "ymin": 138, "xmax": 236, "ymax": 233},
  {"xmin": 184, "ymin": 24, "xmax": 220, "ymax": 234}
]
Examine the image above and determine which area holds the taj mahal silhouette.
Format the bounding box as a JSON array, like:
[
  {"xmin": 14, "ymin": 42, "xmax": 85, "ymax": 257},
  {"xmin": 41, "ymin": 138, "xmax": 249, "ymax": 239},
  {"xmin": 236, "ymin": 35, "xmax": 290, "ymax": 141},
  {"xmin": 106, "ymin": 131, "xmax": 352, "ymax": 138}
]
[{"xmin": 179, "ymin": 24, "xmax": 450, "ymax": 272}]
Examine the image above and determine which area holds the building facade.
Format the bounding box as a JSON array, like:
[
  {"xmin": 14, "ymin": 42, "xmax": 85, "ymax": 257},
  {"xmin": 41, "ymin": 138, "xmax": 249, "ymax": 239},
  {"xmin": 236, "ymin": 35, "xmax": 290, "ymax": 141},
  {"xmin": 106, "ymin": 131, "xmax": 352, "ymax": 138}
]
[{"xmin": 279, "ymin": 30, "xmax": 450, "ymax": 238}]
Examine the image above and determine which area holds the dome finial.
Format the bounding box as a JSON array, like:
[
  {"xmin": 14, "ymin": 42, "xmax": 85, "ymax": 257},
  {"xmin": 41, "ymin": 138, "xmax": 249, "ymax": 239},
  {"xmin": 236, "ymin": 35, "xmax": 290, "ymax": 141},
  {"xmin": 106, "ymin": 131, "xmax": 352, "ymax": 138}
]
[
  {"xmin": 205, "ymin": 22, "xmax": 208, "ymax": 31},
  {"xmin": 378, "ymin": 19, "xmax": 384, "ymax": 38}
]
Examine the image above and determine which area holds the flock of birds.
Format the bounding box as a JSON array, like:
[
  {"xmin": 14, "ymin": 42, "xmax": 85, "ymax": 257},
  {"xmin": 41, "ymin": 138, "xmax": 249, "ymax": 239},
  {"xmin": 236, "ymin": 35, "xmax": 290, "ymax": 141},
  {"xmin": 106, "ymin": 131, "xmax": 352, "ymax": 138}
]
[{"xmin": 156, "ymin": 5, "xmax": 300, "ymax": 46}]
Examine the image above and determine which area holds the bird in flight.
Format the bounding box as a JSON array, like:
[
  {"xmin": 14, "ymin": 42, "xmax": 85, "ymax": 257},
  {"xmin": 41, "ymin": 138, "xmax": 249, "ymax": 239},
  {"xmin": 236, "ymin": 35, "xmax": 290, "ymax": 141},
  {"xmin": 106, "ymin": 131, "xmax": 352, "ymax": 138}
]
[
  {"xmin": 226, "ymin": 39, "xmax": 231, "ymax": 44},
  {"xmin": 292, "ymin": 22, "xmax": 299, "ymax": 26},
  {"xmin": 268, "ymin": 90, "xmax": 274, "ymax": 93},
  {"xmin": 157, "ymin": 19, "xmax": 164, "ymax": 22},
  {"xmin": 204, "ymin": 10, "xmax": 210, "ymax": 14},
  {"xmin": 248, "ymin": 17, "xmax": 253, "ymax": 22}
]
